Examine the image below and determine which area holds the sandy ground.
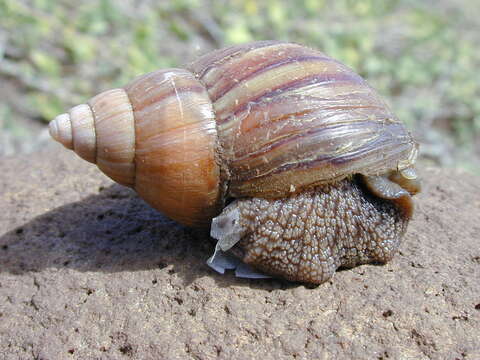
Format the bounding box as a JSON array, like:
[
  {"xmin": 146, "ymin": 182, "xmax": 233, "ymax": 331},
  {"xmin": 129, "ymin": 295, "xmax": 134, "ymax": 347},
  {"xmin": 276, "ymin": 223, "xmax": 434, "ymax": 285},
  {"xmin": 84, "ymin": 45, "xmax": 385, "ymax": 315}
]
[{"xmin": 0, "ymin": 144, "xmax": 479, "ymax": 359}]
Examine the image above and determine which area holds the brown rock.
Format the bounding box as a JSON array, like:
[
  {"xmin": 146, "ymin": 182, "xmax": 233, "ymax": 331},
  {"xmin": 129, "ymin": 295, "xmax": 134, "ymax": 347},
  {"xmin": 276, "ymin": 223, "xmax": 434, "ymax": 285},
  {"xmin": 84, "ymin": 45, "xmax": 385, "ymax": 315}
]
[{"xmin": 0, "ymin": 144, "xmax": 479, "ymax": 359}]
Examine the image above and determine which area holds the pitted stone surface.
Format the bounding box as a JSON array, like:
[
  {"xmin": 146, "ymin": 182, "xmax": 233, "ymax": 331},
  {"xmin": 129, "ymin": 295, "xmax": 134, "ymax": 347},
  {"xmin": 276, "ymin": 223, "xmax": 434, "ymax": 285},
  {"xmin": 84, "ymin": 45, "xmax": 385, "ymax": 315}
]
[{"xmin": 0, "ymin": 145, "xmax": 479, "ymax": 359}]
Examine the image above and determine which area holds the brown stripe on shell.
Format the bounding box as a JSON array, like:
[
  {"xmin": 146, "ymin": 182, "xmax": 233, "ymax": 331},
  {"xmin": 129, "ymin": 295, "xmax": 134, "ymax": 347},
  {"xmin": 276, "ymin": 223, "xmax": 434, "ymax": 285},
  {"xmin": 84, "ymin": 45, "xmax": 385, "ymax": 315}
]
[
  {"xmin": 190, "ymin": 41, "xmax": 418, "ymax": 199},
  {"xmin": 206, "ymin": 54, "xmax": 336, "ymax": 104},
  {"xmin": 229, "ymin": 123, "xmax": 417, "ymax": 198},
  {"xmin": 222, "ymin": 71, "xmax": 368, "ymax": 127},
  {"xmin": 200, "ymin": 44, "xmax": 330, "ymax": 102},
  {"xmin": 229, "ymin": 99, "xmax": 391, "ymax": 160},
  {"xmin": 217, "ymin": 77, "xmax": 391, "ymax": 163},
  {"xmin": 190, "ymin": 40, "xmax": 290, "ymax": 79},
  {"xmin": 265, "ymin": 123, "xmax": 413, "ymax": 174},
  {"xmin": 230, "ymin": 121, "xmax": 381, "ymax": 179},
  {"xmin": 232, "ymin": 115, "xmax": 384, "ymax": 162},
  {"xmin": 212, "ymin": 59, "xmax": 357, "ymax": 123}
]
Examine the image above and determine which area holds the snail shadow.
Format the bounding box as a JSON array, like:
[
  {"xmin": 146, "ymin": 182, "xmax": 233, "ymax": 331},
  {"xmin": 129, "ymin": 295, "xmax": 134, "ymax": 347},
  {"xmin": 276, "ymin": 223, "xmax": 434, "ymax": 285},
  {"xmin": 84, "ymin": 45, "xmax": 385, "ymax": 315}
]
[{"xmin": 0, "ymin": 184, "xmax": 301, "ymax": 290}]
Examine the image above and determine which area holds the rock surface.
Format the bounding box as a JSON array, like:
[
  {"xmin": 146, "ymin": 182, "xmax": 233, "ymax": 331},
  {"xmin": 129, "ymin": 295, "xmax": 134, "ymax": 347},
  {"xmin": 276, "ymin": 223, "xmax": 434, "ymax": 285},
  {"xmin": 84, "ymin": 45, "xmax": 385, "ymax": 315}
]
[{"xmin": 1, "ymin": 145, "xmax": 479, "ymax": 360}]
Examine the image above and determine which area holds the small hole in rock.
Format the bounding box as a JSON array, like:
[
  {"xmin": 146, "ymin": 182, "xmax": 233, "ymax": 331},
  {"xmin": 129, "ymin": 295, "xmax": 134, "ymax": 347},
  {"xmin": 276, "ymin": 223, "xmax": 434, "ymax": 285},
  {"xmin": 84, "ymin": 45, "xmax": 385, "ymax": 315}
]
[
  {"xmin": 174, "ymin": 297, "xmax": 183, "ymax": 305},
  {"xmin": 127, "ymin": 226, "xmax": 142, "ymax": 235},
  {"xmin": 119, "ymin": 344, "xmax": 133, "ymax": 355},
  {"xmin": 15, "ymin": 228, "xmax": 23, "ymax": 235},
  {"xmin": 152, "ymin": 279, "xmax": 157, "ymax": 285},
  {"xmin": 383, "ymin": 310, "xmax": 393, "ymax": 318},
  {"xmin": 1, "ymin": 245, "xmax": 8, "ymax": 251},
  {"xmin": 68, "ymin": 349, "xmax": 75, "ymax": 354},
  {"xmin": 475, "ymin": 304, "xmax": 480, "ymax": 310}
]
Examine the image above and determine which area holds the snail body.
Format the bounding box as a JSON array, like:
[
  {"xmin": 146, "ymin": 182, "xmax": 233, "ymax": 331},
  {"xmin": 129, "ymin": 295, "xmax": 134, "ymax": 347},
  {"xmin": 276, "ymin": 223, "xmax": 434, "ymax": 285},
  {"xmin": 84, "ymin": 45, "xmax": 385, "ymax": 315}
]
[{"xmin": 49, "ymin": 41, "xmax": 420, "ymax": 284}]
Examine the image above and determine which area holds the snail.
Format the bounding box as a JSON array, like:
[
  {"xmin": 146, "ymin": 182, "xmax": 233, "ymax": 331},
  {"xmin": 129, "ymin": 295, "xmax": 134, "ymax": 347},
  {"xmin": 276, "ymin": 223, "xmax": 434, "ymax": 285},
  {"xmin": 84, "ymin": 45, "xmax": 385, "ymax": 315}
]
[{"xmin": 48, "ymin": 40, "xmax": 421, "ymax": 284}]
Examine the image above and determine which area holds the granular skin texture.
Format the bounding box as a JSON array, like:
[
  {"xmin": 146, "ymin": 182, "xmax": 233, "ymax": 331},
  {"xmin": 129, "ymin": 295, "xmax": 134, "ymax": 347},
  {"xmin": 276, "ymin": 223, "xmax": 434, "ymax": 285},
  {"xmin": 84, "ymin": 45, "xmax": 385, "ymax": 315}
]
[{"xmin": 232, "ymin": 177, "xmax": 409, "ymax": 284}]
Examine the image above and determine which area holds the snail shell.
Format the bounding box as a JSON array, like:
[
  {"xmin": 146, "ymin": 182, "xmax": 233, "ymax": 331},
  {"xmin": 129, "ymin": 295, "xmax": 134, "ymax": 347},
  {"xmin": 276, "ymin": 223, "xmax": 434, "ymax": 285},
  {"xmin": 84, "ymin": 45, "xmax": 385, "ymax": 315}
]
[
  {"xmin": 49, "ymin": 41, "xmax": 421, "ymax": 283},
  {"xmin": 50, "ymin": 40, "xmax": 418, "ymax": 225}
]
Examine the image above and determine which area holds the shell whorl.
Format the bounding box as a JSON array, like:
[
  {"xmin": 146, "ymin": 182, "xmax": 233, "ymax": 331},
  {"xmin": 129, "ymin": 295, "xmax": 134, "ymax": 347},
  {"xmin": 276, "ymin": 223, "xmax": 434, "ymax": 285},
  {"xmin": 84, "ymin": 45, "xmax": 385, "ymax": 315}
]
[
  {"xmin": 189, "ymin": 41, "xmax": 418, "ymax": 198},
  {"xmin": 49, "ymin": 89, "xmax": 136, "ymax": 186},
  {"xmin": 49, "ymin": 70, "xmax": 220, "ymax": 227}
]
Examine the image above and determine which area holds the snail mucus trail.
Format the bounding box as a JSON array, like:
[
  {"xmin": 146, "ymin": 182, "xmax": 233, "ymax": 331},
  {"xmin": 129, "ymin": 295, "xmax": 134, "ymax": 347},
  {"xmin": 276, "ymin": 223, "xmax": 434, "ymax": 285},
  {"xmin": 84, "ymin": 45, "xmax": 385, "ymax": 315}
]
[{"xmin": 49, "ymin": 41, "xmax": 421, "ymax": 284}]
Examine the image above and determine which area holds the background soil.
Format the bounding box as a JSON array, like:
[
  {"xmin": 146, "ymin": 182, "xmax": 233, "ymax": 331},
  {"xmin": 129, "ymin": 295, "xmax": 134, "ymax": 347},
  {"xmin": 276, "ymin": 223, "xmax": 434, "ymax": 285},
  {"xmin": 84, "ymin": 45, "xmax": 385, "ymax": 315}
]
[{"xmin": 0, "ymin": 145, "xmax": 478, "ymax": 359}]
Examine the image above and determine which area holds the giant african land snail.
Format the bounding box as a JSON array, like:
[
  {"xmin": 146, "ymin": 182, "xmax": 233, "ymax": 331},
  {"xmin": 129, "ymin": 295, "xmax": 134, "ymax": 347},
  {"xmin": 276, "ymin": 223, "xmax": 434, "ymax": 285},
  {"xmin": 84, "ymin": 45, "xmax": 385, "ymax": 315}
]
[{"xmin": 49, "ymin": 41, "xmax": 421, "ymax": 284}]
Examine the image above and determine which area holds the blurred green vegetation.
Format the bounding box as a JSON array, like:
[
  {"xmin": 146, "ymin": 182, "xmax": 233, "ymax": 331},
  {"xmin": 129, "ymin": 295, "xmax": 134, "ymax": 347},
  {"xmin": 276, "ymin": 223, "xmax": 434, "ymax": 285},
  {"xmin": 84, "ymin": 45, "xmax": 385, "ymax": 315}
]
[{"xmin": 0, "ymin": 0, "xmax": 479, "ymax": 172}]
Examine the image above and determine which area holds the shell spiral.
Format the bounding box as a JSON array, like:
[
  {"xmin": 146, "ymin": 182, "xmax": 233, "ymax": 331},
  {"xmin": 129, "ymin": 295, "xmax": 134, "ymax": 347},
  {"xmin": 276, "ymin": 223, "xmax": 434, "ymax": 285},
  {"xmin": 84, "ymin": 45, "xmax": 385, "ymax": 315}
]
[
  {"xmin": 50, "ymin": 69, "xmax": 220, "ymax": 226},
  {"xmin": 49, "ymin": 40, "xmax": 418, "ymax": 227}
]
